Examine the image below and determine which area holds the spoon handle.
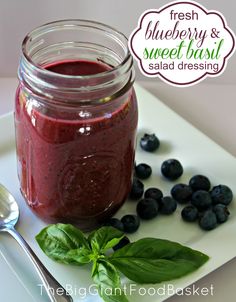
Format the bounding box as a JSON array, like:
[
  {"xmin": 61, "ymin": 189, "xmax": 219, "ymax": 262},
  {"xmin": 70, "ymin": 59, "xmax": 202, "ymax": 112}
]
[{"xmin": 7, "ymin": 227, "xmax": 73, "ymax": 302}]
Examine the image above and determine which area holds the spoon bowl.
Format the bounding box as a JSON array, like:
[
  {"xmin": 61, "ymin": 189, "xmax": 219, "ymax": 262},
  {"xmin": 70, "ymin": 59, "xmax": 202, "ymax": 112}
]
[{"xmin": 0, "ymin": 184, "xmax": 19, "ymax": 228}]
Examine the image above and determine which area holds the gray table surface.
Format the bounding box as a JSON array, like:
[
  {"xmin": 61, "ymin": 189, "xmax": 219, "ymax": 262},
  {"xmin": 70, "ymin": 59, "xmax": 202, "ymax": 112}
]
[{"xmin": 0, "ymin": 78, "xmax": 235, "ymax": 302}]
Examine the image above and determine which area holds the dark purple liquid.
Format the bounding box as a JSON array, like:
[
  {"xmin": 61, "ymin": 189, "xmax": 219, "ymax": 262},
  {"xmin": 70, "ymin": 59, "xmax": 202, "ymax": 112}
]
[
  {"xmin": 46, "ymin": 60, "xmax": 111, "ymax": 75},
  {"xmin": 15, "ymin": 60, "xmax": 138, "ymax": 230}
]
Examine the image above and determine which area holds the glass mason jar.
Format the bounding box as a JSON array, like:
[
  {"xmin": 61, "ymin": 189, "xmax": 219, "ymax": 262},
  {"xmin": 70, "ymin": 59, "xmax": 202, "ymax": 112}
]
[{"xmin": 15, "ymin": 20, "xmax": 138, "ymax": 231}]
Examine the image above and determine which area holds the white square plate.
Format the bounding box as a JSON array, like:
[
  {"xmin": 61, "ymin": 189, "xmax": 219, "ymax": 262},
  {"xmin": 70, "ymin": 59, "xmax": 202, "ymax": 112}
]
[{"xmin": 0, "ymin": 84, "xmax": 235, "ymax": 302}]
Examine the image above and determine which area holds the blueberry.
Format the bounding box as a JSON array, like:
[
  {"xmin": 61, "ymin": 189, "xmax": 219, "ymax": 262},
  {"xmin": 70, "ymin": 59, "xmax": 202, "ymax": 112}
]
[
  {"xmin": 181, "ymin": 205, "xmax": 198, "ymax": 222},
  {"xmin": 140, "ymin": 133, "xmax": 160, "ymax": 152},
  {"xmin": 135, "ymin": 163, "xmax": 152, "ymax": 180},
  {"xmin": 136, "ymin": 198, "xmax": 159, "ymax": 220},
  {"xmin": 189, "ymin": 175, "xmax": 211, "ymax": 192},
  {"xmin": 144, "ymin": 187, "xmax": 163, "ymax": 203},
  {"xmin": 121, "ymin": 215, "xmax": 140, "ymax": 233},
  {"xmin": 113, "ymin": 236, "xmax": 130, "ymax": 251},
  {"xmin": 199, "ymin": 210, "xmax": 217, "ymax": 230},
  {"xmin": 104, "ymin": 218, "xmax": 124, "ymax": 232},
  {"xmin": 211, "ymin": 185, "xmax": 233, "ymax": 206},
  {"xmin": 191, "ymin": 190, "xmax": 212, "ymax": 210},
  {"xmin": 171, "ymin": 184, "xmax": 193, "ymax": 203},
  {"xmin": 159, "ymin": 196, "xmax": 177, "ymax": 214},
  {"xmin": 213, "ymin": 204, "xmax": 230, "ymax": 223},
  {"xmin": 129, "ymin": 178, "xmax": 144, "ymax": 200},
  {"xmin": 161, "ymin": 159, "xmax": 183, "ymax": 180}
]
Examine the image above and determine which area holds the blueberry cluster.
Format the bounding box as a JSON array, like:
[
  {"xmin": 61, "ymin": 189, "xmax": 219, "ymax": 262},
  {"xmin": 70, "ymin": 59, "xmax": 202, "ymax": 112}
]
[
  {"xmin": 131, "ymin": 177, "xmax": 177, "ymax": 219},
  {"xmin": 106, "ymin": 176, "xmax": 177, "ymax": 239},
  {"xmin": 177, "ymin": 176, "xmax": 233, "ymax": 230},
  {"xmin": 104, "ymin": 133, "xmax": 234, "ymax": 251}
]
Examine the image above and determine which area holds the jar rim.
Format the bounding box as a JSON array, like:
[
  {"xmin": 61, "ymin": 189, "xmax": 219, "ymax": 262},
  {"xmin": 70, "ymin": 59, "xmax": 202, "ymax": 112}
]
[{"xmin": 21, "ymin": 19, "xmax": 131, "ymax": 80}]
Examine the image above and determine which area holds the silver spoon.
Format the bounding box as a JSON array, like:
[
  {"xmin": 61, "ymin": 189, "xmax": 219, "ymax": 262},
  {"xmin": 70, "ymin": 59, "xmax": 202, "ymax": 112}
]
[{"xmin": 0, "ymin": 183, "xmax": 73, "ymax": 302}]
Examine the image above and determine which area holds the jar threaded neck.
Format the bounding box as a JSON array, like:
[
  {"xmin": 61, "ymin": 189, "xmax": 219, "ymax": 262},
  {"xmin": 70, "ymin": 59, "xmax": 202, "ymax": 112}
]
[{"xmin": 19, "ymin": 19, "xmax": 134, "ymax": 104}]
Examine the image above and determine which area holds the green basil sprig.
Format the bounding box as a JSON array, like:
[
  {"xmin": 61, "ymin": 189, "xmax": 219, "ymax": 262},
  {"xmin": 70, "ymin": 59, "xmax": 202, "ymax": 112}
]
[{"xmin": 36, "ymin": 224, "xmax": 209, "ymax": 302}]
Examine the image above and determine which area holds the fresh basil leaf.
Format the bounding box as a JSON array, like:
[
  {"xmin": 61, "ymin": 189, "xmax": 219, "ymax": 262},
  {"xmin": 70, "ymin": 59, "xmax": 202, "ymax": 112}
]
[
  {"xmin": 35, "ymin": 223, "xmax": 91, "ymax": 265},
  {"xmin": 89, "ymin": 226, "xmax": 124, "ymax": 253},
  {"xmin": 93, "ymin": 259, "xmax": 128, "ymax": 302},
  {"xmin": 110, "ymin": 238, "xmax": 209, "ymax": 283},
  {"xmin": 66, "ymin": 246, "xmax": 92, "ymax": 264}
]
